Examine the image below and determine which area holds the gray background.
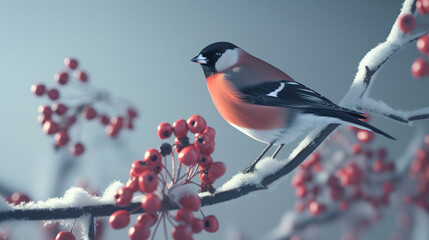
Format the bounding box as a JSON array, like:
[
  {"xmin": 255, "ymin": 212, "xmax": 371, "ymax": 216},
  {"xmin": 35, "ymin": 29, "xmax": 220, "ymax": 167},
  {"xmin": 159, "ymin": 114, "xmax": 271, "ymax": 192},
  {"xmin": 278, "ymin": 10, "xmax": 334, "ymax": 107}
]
[{"xmin": 1, "ymin": 1, "xmax": 428, "ymax": 239}]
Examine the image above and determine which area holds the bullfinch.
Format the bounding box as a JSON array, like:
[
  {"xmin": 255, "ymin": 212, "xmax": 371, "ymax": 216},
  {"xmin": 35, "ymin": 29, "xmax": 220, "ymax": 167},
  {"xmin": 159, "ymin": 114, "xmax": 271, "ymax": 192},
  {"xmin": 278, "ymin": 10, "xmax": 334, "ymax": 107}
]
[{"xmin": 191, "ymin": 42, "xmax": 394, "ymax": 172}]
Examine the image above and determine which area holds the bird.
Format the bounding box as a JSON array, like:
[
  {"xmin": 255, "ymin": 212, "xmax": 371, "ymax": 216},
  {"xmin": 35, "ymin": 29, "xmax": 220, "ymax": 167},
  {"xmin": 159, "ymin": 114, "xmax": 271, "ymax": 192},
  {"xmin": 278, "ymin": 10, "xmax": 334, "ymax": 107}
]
[{"xmin": 191, "ymin": 42, "xmax": 394, "ymax": 173}]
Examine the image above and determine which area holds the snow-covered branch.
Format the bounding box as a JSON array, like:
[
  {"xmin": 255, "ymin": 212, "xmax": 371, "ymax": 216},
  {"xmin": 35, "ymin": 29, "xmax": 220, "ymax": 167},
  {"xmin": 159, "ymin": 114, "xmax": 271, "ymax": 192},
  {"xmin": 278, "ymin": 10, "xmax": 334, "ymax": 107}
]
[
  {"xmin": 0, "ymin": 1, "xmax": 426, "ymax": 240},
  {"xmin": 358, "ymin": 97, "xmax": 429, "ymax": 123}
]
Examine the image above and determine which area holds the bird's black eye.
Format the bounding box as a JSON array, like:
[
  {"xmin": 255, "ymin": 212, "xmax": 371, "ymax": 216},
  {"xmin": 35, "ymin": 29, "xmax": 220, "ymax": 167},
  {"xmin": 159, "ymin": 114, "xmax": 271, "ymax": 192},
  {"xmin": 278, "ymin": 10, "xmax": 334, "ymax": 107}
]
[{"xmin": 215, "ymin": 52, "xmax": 222, "ymax": 58}]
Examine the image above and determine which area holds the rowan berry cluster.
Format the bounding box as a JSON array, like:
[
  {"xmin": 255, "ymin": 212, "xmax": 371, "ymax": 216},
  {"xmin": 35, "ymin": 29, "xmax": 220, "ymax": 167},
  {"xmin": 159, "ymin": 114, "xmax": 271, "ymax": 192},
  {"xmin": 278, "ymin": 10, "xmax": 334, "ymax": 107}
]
[
  {"xmin": 402, "ymin": 135, "xmax": 429, "ymax": 211},
  {"xmin": 109, "ymin": 115, "xmax": 225, "ymax": 240},
  {"xmin": 290, "ymin": 115, "xmax": 402, "ymax": 239},
  {"xmin": 31, "ymin": 58, "xmax": 137, "ymax": 156},
  {"xmin": 397, "ymin": 3, "xmax": 429, "ymax": 78}
]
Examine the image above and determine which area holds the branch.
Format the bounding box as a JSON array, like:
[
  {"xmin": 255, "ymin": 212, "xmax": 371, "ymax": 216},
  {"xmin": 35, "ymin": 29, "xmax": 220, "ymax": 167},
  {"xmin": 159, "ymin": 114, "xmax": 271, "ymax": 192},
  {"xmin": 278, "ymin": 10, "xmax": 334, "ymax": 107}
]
[
  {"xmin": 0, "ymin": 0, "xmax": 424, "ymax": 237},
  {"xmin": 358, "ymin": 97, "xmax": 429, "ymax": 123}
]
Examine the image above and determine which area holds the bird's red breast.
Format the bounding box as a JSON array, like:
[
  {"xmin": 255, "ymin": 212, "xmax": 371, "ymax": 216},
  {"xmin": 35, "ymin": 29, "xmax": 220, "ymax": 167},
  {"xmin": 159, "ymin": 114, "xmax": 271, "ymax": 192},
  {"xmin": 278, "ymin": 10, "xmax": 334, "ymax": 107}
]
[{"xmin": 206, "ymin": 73, "xmax": 287, "ymax": 130}]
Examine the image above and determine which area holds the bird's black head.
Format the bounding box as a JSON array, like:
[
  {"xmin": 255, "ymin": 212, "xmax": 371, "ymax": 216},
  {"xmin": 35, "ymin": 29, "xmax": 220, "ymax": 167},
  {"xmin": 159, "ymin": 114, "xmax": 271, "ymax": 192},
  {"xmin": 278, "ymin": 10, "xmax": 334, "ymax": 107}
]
[{"xmin": 191, "ymin": 42, "xmax": 239, "ymax": 77}]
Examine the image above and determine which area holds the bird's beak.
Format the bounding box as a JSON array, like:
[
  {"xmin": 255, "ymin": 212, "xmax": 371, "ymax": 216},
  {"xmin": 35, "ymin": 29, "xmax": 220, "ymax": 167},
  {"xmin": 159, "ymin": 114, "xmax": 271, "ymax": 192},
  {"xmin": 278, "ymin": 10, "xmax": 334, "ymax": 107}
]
[{"xmin": 191, "ymin": 54, "xmax": 208, "ymax": 64}]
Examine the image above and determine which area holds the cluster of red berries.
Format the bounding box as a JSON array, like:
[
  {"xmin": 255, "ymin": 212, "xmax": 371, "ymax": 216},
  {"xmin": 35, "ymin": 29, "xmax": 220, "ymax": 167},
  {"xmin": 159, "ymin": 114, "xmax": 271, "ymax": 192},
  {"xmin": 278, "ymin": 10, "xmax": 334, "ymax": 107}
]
[
  {"xmin": 290, "ymin": 116, "xmax": 400, "ymax": 240},
  {"xmin": 31, "ymin": 58, "xmax": 137, "ymax": 156},
  {"xmin": 293, "ymin": 115, "xmax": 397, "ymax": 216},
  {"xmin": 397, "ymin": 5, "xmax": 429, "ymax": 78},
  {"xmin": 402, "ymin": 134, "xmax": 429, "ymax": 211},
  {"xmin": 109, "ymin": 115, "xmax": 225, "ymax": 240}
]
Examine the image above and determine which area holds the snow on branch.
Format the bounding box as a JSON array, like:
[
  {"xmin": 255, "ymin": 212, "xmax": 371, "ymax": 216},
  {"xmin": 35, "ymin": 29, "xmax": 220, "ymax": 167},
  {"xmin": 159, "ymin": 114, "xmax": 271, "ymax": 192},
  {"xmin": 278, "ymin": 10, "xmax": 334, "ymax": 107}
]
[
  {"xmin": 0, "ymin": 1, "xmax": 427, "ymax": 239},
  {"xmin": 358, "ymin": 97, "xmax": 429, "ymax": 124}
]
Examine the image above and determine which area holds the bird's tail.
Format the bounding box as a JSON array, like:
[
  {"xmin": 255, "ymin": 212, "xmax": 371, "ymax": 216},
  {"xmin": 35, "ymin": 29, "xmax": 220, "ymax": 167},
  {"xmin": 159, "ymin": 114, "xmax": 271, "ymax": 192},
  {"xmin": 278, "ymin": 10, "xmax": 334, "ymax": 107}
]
[
  {"xmin": 307, "ymin": 108, "xmax": 396, "ymax": 140},
  {"xmin": 337, "ymin": 112, "xmax": 395, "ymax": 140}
]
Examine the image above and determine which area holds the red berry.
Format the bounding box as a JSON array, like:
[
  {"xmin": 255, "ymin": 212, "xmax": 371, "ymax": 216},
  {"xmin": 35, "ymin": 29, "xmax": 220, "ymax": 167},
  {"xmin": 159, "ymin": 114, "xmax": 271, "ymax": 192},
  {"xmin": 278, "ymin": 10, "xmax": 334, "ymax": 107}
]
[
  {"xmin": 173, "ymin": 119, "xmax": 188, "ymax": 138},
  {"xmin": 126, "ymin": 177, "xmax": 139, "ymax": 192},
  {"xmin": 308, "ymin": 201, "xmax": 326, "ymax": 215},
  {"xmin": 137, "ymin": 213, "xmax": 157, "ymax": 228},
  {"xmin": 187, "ymin": 115, "xmax": 207, "ymax": 133},
  {"xmin": 199, "ymin": 155, "xmax": 213, "ymax": 168},
  {"xmin": 178, "ymin": 146, "xmax": 201, "ymax": 166},
  {"xmin": 202, "ymin": 126, "xmax": 216, "ymax": 140},
  {"xmin": 99, "ymin": 115, "xmax": 110, "ymax": 125},
  {"xmin": 38, "ymin": 114, "xmax": 50, "ymax": 124},
  {"xmin": 208, "ymin": 162, "xmax": 226, "ymax": 181},
  {"xmin": 356, "ymin": 130, "xmax": 374, "ymax": 143},
  {"xmin": 373, "ymin": 159, "xmax": 384, "ymax": 172},
  {"xmin": 199, "ymin": 141, "xmax": 215, "ymax": 155},
  {"xmin": 398, "ymin": 14, "xmax": 416, "ymax": 33},
  {"xmin": 175, "ymin": 209, "xmax": 194, "ymax": 224},
  {"xmin": 172, "ymin": 225, "xmax": 192, "ymax": 240},
  {"xmin": 199, "ymin": 171, "xmax": 213, "ymax": 184},
  {"xmin": 179, "ymin": 194, "xmax": 201, "ymax": 211},
  {"xmin": 417, "ymin": 35, "xmax": 429, "ymax": 55},
  {"xmin": 114, "ymin": 186, "xmax": 133, "ymax": 207},
  {"xmin": 109, "ymin": 210, "xmax": 130, "ymax": 229},
  {"xmin": 127, "ymin": 108, "xmax": 138, "ymax": 118},
  {"xmin": 54, "ymin": 72, "xmax": 69, "ymax": 85},
  {"xmin": 54, "ymin": 131, "xmax": 70, "ymax": 147},
  {"xmin": 38, "ymin": 105, "xmax": 52, "ymax": 116},
  {"xmin": 295, "ymin": 186, "xmax": 308, "ymax": 198},
  {"xmin": 128, "ymin": 225, "xmax": 150, "ymax": 240},
  {"xmin": 111, "ymin": 116, "xmax": 124, "ymax": 126},
  {"xmin": 43, "ymin": 120, "xmax": 60, "ymax": 135},
  {"xmin": 191, "ymin": 218, "xmax": 204, "ymax": 233},
  {"xmin": 138, "ymin": 171, "xmax": 159, "ymax": 193},
  {"xmin": 83, "ymin": 107, "xmax": 97, "ymax": 120},
  {"xmin": 412, "ymin": 58, "xmax": 429, "ymax": 78},
  {"xmin": 131, "ymin": 160, "xmax": 151, "ymax": 176},
  {"xmin": 157, "ymin": 122, "xmax": 173, "ymax": 139},
  {"xmin": 416, "ymin": 147, "xmax": 428, "ymax": 160},
  {"xmin": 141, "ymin": 193, "xmax": 161, "ymax": 214},
  {"xmin": 55, "ymin": 231, "xmax": 76, "ymax": 240},
  {"xmin": 144, "ymin": 149, "xmax": 162, "ymax": 166},
  {"xmin": 417, "ymin": 0, "xmax": 429, "ymax": 15},
  {"xmin": 194, "ymin": 133, "xmax": 213, "ymax": 151},
  {"xmin": 74, "ymin": 70, "xmax": 88, "ymax": 82},
  {"xmin": 52, "ymin": 103, "xmax": 68, "ymax": 116},
  {"xmin": 106, "ymin": 123, "xmax": 121, "ymax": 137},
  {"xmin": 203, "ymin": 215, "xmax": 219, "ymax": 233},
  {"xmin": 10, "ymin": 192, "xmax": 30, "ymax": 205},
  {"xmin": 64, "ymin": 58, "xmax": 78, "ymax": 69},
  {"xmin": 48, "ymin": 89, "xmax": 60, "ymax": 100},
  {"xmin": 31, "ymin": 84, "xmax": 46, "ymax": 96},
  {"xmin": 70, "ymin": 142, "xmax": 85, "ymax": 156}
]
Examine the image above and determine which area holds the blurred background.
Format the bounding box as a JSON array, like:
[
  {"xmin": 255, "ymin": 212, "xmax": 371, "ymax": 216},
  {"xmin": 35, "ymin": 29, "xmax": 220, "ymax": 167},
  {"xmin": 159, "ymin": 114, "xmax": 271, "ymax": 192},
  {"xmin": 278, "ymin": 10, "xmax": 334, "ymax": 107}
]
[{"xmin": 1, "ymin": 0, "xmax": 428, "ymax": 239}]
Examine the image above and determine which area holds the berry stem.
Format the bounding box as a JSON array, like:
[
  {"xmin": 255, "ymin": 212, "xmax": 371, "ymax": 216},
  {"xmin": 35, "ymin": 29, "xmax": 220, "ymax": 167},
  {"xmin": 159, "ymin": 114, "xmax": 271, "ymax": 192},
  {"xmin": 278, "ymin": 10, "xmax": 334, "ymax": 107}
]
[{"xmin": 150, "ymin": 212, "xmax": 164, "ymax": 240}]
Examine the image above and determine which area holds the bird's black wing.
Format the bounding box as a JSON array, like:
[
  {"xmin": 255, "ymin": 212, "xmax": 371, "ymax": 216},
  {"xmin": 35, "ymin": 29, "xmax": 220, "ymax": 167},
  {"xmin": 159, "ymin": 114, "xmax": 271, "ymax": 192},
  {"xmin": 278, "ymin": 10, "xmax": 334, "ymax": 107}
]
[{"xmin": 239, "ymin": 80, "xmax": 366, "ymax": 119}]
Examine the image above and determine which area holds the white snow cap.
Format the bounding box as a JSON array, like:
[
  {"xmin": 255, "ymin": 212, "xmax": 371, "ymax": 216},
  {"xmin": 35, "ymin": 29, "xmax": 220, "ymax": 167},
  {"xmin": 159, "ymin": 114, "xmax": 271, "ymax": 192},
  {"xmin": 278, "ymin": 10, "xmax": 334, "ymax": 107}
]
[
  {"xmin": 13, "ymin": 181, "xmax": 123, "ymax": 210},
  {"xmin": 168, "ymin": 184, "xmax": 199, "ymax": 207}
]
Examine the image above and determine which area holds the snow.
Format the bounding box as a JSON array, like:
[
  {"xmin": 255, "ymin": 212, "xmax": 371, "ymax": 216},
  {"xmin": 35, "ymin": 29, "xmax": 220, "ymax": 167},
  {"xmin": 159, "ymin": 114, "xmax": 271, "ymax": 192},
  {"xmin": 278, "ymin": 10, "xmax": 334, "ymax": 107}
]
[
  {"xmin": 13, "ymin": 181, "xmax": 123, "ymax": 210},
  {"xmin": 358, "ymin": 96, "xmax": 429, "ymax": 124},
  {"xmin": 168, "ymin": 183, "xmax": 199, "ymax": 207}
]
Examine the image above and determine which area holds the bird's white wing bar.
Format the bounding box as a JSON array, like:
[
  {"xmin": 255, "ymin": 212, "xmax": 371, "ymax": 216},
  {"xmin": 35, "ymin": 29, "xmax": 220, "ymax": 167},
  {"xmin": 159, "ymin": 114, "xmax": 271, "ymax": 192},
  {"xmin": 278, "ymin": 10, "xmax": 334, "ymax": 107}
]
[{"xmin": 266, "ymin": 82, "xmax": 285, "ymax": 97}]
